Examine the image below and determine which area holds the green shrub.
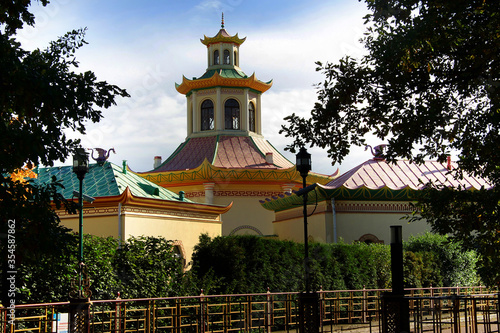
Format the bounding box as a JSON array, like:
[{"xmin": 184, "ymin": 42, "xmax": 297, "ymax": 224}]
[{"xmin": 404, "ymin": 232, "xmax": 480, "ymax": 286}]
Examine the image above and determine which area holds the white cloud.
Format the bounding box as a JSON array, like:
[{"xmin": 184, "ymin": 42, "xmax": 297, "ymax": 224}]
[{"xmin": 26, "ymin": 0, "xmax": 374, "ymax": 176}]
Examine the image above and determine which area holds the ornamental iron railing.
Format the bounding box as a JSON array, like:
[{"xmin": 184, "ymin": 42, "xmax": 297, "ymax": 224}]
[{"xmin": 1, "ymin": 286, "xmax": 498, "ymax": 333}]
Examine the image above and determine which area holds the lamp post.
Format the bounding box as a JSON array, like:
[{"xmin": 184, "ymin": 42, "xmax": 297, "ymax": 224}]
[
  {"xmin": 72, "ymin": 148, "xmax": 89, "ymax": 298},
  {"xmin": 296, "ymin": 147, "xmax": 312, "ymax": 292},
  {"xmin": 70, "ymin": 148, "xmax": 92, "ymax": 333},
  {"xmin": 295, "ymin": 147, "xmax": 320, "ymax": 333}
]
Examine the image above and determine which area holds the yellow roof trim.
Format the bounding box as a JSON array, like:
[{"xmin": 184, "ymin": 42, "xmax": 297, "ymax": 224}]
[
  {"xmin": 176, "ymin": 72, "xmax": 273, "ymax": 95},
  {"xmin": 201, "ymin": 30, "xmax": 246, "ymax": 46},
  {"xmin": 139, "ymin": 159, "xmax": 334, "ymax": 187}
]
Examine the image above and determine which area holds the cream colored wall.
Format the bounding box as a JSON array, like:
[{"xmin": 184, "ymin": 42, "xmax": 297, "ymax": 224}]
[
  {"xmin": 273, "ymin": 201, "xmax": 432, "ymax": 244},
  {"xmin": 60, "ymin": 215, "xmax": 119, "ymax": 238},
  {"xmin": 58, "ymin": 204, "xmax": 222, "ymax": 266},
  {"xmin": 335, "ymin": 212, "xmax": 430, "ymax": 244},
  {"xmin": 187, "ymin": 88, "xmax": 259, "ymax": 136},
  {"xmin": 213, "ymin": 196, "xmax": 275, "ymax": 236},
  {"xmin": 123, "ymin": 214, "xmax": 221, "ymax": 265},
  {"xmin": 273, "ymin": 205, "xmax": 331, "ymax": 243}
]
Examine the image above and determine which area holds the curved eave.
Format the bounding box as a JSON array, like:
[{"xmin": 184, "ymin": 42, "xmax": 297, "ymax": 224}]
[
  {"xmin": 201, "ymin": 33, "xmax": 246, "ymax": 46},
  {"xmin": 63, "ymin": 187, "xmax": 232, "ymax": 215},
  {"xmin": 140, "ymin": 159, "xmax": 333, "ymax": 187},
  {"xmin": 260, "ymin": 184, "xmax": 418, "ymax": 212},
  {"xmin": 176, "ymin": 72, "xmax": 273, "ymax": 95}
]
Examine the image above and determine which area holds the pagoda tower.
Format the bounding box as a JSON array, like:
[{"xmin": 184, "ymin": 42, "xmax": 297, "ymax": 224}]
[{"xmin": 139, "ymin": 18, "xmax": 333, "ymax": 236}]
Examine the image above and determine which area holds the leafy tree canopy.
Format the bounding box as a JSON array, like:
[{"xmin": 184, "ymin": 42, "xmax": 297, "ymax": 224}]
[
  {"xmin": 280, "ymin": 0, "xmax": 500, "ymax": 284},
  {"xmin": 0, "ymin": 1, "xmax": 129, "ymax": 303}
]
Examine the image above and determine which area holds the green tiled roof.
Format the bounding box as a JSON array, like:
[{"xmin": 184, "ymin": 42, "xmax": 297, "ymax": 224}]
[
  {"xmin": 197, "ymin": 68, "xmax": 248, "ymax": 80},
  {"xmin": 35, "ymin": 162, "xmax": 191, "ymax": 202}
]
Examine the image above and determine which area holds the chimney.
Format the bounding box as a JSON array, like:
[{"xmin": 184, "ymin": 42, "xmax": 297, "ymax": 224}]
[
  {"xmin": 447, "ymin": 156, "xmax": 452, "ymax": 171},
  {"xmin": 154, "ymin": 156, "xmax": 162, "ymax": 169},
  {"xmin": 265, "ymin": 152, "xmax": 273, "ymax": 165}
]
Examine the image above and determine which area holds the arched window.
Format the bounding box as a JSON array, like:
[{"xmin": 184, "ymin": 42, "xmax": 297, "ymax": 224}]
[
  {"xmin": 201, "ymin": 100, "xmax": 214, "ymax": 131},
  {"xmin": 214, "ymin": 50, "xmax": 219, "ymax": 65},
  {"xmin": 223, "ymin": 49, "xmax": 230, "ymax": 65},
  {"xmin": 359, "ymin": 234, "xmax": 384, "ymax": 244},
  {"xmin": 234, "ymin": 51, "xmax": 238, "ymax": 66},
  {"xmin": 225, "ymin": 99, "xmax": 240, "ymax": 130},
  {"xmin": 248, "ymin": 102, "xmax": 255, "ymax": 132}
]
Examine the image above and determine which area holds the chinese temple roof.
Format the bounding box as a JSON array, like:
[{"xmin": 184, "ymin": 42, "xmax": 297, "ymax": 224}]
[
  {"xmin": 154, "ymin": 135, "xmax": 293, "ymax": 171},
  {"xmin": 176, "ymin": 71, "xmax": 272, "ymax": 95},
  {"xmin": 35, "ymin": 161, "xmax": 232, "ymax": 213},
  {"xmin": 138, "ymin": 135, "xmax": 334, "ymax": 186},
  {"xmin": 35, "ymin": 161, "xmax": 191, "ymax": 201},
  {"xmin": 200, "ymin": 28, "xmax": 246, "ymax": 46},
  {"xmin": 325, "ymin": 158, "xmax": 491, "ymax": 191},
  {"xmin": 260, "ymin": 158, "xmax": 492, "ymax": 212}
]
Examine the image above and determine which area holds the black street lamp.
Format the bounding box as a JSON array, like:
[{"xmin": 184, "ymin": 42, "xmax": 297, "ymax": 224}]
[
  {"xmin": 296, "ymin": 147, "xmax": 312, "ymax": 292},
  {"xmin": 72, "ymin": 148, "xmax": 89, "ymax": 299},
  {"xmin": 295, "ymin": 147, "xmax": 320, "ymax": 333}
]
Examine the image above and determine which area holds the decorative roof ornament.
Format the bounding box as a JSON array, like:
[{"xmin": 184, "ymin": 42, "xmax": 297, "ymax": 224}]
[
  {"xmin": 89, "ymin": 147, "xmax": 115, "ymax": 165},
  {"xmin": 200, "ymin": 17, "xmax": 246, "ymax": 46},
  {"xmin": 365, "ymin": 144, "xmax": 387, "ymax": 160}
]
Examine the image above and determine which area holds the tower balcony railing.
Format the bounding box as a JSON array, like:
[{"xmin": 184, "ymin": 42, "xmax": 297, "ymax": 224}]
[{"xmin": 1, "ymin": 286, "xmax": 497, "ymax": 333}]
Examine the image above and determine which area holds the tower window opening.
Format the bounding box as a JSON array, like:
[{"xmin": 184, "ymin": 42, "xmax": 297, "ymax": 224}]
[
  {"xmin": 225, "ymin": 99, "xmax": 240, "ymax": 130},
  {"xmin": 249, "ymin": 102, "xmax": 255, "ymax": 132},
  {"xmin": 234, "ymin": 51, "xmax": 238, "ymax": 66},
  {"xmin": 223, "ymin": 49, "xmax": 230, "ymax": 65},
  {"xmin": 201, "ymin": 99, "xmax": 214, "ymax": 131},
  {"xmin": 214, "ymin": 50, "xmax": 220, "ymax": 65}
]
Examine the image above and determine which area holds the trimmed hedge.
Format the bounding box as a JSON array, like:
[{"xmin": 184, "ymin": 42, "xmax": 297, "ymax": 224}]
[
  {"xmin": 10, "ymin": 232, "xmax": 480, "ymax": 303},
  {"xmin": 189, "ymin": 235, "xmax": 391, "ymax": 294},
  {"xmin": 189, "ymin": 234, "xmax": 480, "ymax": 294},
  {"xmin": 13, "ymin": 235, "xmax": 184, "ymax": 303}
]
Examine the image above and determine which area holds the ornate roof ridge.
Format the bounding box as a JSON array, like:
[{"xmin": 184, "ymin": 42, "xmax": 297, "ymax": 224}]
[
  {"xmin": 176, "ymin": 71, "xmax": 273, "ymax": 94},
  {"xmin": 201, "ymin": 29, "xmax": 246, "ymax": 46}
]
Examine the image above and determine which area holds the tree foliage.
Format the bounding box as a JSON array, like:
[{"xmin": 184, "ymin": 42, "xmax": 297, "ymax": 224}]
[
  {"xmin": 280, "ymin": 0, "xmax": 500, "ymax": 284},
  {"xmin": 115, "ymin": 236, "xmax": 185, "ymax": 299},
  {"xmin": 404, "ymin": 232, "xmax": 479, "ymax": 287},
  {"xmin": 10, "ymin": 235, "xmax": 184, "ymax": 304},
  {"xmin": 0, "ymin": 1, "xmax": 129, "ymax": 304}
]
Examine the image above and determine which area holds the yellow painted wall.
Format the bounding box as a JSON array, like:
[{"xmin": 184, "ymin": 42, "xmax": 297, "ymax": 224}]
[
  {"xmin": 60, "ymin": 215, "xmax": 119, "ymax": 239},
  {"xmin": 57, "ymin": 204, "xmax": 223, "ymax": 266},
  {"xmin": 213, "ymin": 195, "xmax": 275, "ymax": 236},
  {"xmin": 123, "ymin": 214, "xmax": 221, "ymax": 265}
]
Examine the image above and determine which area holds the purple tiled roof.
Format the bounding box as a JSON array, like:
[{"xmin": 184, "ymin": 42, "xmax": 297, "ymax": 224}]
[
  {"xmin": 326, "ymin": 159, "xmax": 492, "ymax": 191},
  {"xmin": 154, "ymin": 136, "xmax": 217, "ymax": 171},
  {"xmin": 153, "ymin": 135, "xmax": 294, "ymax": 172}
]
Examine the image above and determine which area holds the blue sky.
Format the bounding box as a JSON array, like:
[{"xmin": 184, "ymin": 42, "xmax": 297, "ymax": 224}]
[{"xmin": 19, "ymin": 0, "xmax": 377, "ymax": 175}]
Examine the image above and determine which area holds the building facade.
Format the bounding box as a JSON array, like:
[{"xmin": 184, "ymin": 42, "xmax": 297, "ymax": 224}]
[{"xmin": 139, "ymin": 22, "xmax": 334, "ymax": 236}]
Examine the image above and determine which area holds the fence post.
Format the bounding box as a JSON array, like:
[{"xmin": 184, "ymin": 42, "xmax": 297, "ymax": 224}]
[
  {"xmin": 246, "ymin": 295, "xmax": 251, "ymax": 330},
  {"xmin": 318, "ymin": 286, "xmax": 324, "ymax": 328},
  {"xmin": 148, "ymin": 300, "xmax": 155, "ymax": 333},
  {"xmin": 381, "ymin": 226, "xmax": 410, "ymax": 333},
  {"xmin": 298, "ymin": 292, "xmax": 320, "ymax": 333},
  {"xmin": 199, "ymin": 290, "xmax": 207, "ymax": 333},
  {"xmin": 69, "ymin": 298, "xmax": 91, "ymax": 333},
  {"xmin": 453, "ymin": 296, "xmax": 460, "ymax": 333},
  {"xmin": 363, "ymin": 286, "xmax": 367, "ymax": 323},
  {"xmin": 266, "ymin": 288, "xmax": 271, "ymax": 333},
  {"xmin": 115, "ymin": 293, "xmax": 122, "ymax": 333}
]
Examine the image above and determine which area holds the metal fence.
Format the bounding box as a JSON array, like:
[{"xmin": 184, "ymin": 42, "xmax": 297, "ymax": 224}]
[{"xmin": 1, "ymin": 286, "xmax": 498, "ymax": 333}]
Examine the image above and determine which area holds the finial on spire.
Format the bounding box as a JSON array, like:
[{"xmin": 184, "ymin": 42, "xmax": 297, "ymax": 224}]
[{"xmin": 221, "ymin": 12, "xmax": 224, "ymax": 28}]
